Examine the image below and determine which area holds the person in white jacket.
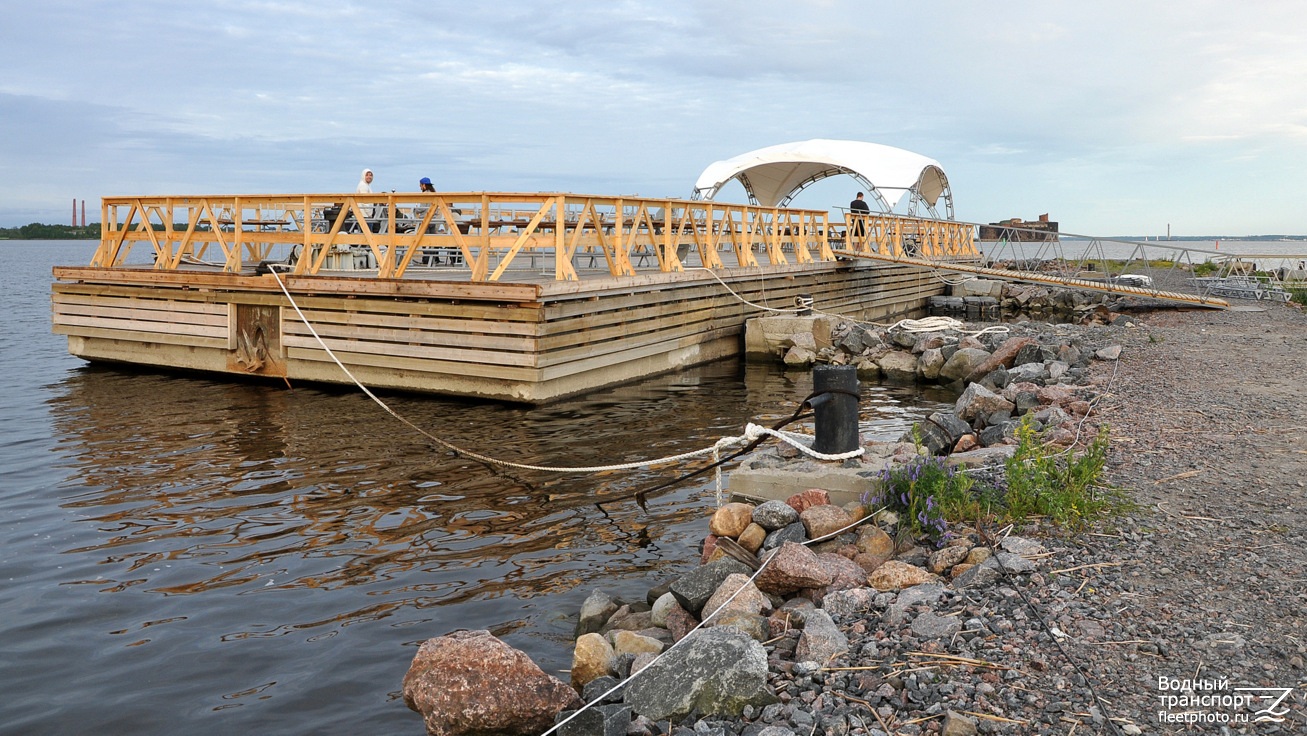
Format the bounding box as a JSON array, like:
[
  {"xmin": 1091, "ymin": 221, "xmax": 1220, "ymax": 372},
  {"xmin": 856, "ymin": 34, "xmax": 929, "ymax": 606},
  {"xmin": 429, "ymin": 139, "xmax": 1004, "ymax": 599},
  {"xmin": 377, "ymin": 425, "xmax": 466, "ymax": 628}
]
[{"xmin": 356, "ymin": 169, "xmax": 375, "ymax": 223}]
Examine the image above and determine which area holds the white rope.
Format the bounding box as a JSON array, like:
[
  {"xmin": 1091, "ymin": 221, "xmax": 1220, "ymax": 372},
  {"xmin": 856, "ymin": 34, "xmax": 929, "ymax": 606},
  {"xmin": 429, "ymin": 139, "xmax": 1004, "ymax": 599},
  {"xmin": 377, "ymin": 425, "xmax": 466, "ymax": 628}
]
[
  {"xmin": 930, "ymin": 269, "xmax": 976, "ymax": 287},
  {"xmin": 268, "ymin": 266, "xmax": 830, "ymax": 474},
  {"xmin": 684, "ymin": 265, "xmax": 1009, "ymax": 345},
  {"xmin": 885, "ymin": 315, "xmax": 1009, "ymax": 338},
  {"xmin": 685, "ymin": 266, "xmax": 807, "ymax": 314},
  {"xmin": 742, "ymin": 424, "xmax": 864, "ymax": 462},
  {"xmin": 541, "ymin": 508, "xmax": 880, "ymax": 736}
]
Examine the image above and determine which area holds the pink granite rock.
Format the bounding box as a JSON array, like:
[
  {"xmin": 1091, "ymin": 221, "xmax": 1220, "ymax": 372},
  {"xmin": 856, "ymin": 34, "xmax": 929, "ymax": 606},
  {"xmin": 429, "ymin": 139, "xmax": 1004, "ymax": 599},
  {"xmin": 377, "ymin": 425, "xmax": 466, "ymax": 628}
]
[
  {"xmin": 1037, "ymin": 384, "xmax": 1076, "ymax": 406},
  {"xmin": 785, "ymin": 489, "xmax": 831, "ymax": 514},
  {"xmin": 964, "ymin": 336, "xmax": 1037, "ymax": 383},
  {"xmin": 403, "ymin": 630, "xmax": 581, "ymax": 736},
  {"xmin": 665, "ymin": 603, "xmax": 699, "ymax": 643},
  {"xmin": 755, "ymin": 541, "xmax": 834, "ymax": 595},
  {"xmin": 700, "ymin": 534, "xmax": 719, "ymax": 565},
  {"xmin": 953, "ymin": 434, "xmax": 979, "ymax": 453},
  {"xmin": 854, "ymin": 524, "xmax": 895, "ymax": 557},
  {"xmin": 803, "ymin": 553, "xmax": 870, "ymax": 604},
  {"xmin": 800, "ymin": 503, "xmax": 853, "ymax": 541}
]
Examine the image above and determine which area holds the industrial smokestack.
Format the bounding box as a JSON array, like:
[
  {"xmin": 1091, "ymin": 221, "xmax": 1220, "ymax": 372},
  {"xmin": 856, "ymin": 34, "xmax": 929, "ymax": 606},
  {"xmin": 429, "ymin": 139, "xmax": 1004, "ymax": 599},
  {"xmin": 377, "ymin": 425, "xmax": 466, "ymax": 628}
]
[{"xmin": 72, "ymin": 198, "xmax": 77, "ymax": 227}]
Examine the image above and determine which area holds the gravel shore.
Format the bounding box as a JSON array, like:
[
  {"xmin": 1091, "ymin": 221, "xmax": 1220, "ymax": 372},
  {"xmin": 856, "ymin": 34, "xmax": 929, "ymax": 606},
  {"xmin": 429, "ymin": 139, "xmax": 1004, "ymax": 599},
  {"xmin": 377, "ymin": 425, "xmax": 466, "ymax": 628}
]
[
  {"xmin": 638, "ymin": 287, "xmax": 1307, "ymax": 735},
  {"xmin": 1062, "ymin": 292, "xmax": 1307, "ymax": 733}
]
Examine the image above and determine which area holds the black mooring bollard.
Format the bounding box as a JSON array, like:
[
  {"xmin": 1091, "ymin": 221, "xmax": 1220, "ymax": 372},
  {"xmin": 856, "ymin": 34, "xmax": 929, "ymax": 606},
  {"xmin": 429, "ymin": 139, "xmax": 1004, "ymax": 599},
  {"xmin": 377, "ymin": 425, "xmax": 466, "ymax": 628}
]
[{"xmin": 811, "ymin": 364, "xmax": 860, "ymax": 455}]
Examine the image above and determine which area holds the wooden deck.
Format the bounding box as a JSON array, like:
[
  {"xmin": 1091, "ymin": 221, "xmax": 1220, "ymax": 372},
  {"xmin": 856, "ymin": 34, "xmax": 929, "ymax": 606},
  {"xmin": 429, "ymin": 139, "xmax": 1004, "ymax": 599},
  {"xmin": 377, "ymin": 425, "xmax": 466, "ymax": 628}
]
[
  {"xmin": 53, "ymin": 260, "xmax": 944, "ymax": 402},
  {"xmin": 54, "ymin": 192, "xmax": 976, "ymax": 402}
]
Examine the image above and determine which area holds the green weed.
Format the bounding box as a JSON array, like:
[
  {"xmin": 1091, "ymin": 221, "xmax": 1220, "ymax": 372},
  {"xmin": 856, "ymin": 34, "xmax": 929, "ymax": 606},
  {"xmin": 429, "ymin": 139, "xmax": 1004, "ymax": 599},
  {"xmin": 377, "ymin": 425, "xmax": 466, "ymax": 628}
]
[{"xmin": 1002, "ymin": 418, "xmax": 1123, "ymax": 529}]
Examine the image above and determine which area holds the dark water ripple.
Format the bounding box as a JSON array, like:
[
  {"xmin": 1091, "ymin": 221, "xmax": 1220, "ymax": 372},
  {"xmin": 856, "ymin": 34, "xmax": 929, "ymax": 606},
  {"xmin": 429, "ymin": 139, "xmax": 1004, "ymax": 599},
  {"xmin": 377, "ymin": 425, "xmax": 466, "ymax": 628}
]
[{"xmin": 1, "ymin": 240, "xmax": 957, "ymax": 735}]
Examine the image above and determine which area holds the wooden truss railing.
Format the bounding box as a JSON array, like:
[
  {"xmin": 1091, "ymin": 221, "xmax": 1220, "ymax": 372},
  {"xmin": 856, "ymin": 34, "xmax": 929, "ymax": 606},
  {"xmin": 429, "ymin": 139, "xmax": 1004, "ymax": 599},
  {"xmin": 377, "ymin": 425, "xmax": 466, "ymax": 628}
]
[{"xmin": 92, "ymin": 193, "xmax": 978, "ymax": 281}]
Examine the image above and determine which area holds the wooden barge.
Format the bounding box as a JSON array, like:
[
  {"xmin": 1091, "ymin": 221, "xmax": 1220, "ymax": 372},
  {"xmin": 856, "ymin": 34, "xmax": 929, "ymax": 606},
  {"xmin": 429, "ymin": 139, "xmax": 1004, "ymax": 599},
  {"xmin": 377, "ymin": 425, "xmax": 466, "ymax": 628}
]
[{"xmin": 52, "ymin": 193, "xmax": 978, "ymax": 402}]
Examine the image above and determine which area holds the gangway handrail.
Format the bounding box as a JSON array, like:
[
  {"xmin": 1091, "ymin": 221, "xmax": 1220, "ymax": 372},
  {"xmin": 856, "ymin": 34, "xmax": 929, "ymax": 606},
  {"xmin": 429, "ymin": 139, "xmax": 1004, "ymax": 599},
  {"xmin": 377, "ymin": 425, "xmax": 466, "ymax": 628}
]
[{"xmin": 831, "ymin": 249, "xmax": 1230, "ymax": 309}]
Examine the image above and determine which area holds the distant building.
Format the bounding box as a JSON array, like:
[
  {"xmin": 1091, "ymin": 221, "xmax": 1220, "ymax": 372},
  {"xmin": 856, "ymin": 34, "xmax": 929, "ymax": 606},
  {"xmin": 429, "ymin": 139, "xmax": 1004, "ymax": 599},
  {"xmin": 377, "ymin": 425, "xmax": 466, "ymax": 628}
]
[{"xmin": 978, "ymin": 214, "xmax": 1058, "ymax": 241}]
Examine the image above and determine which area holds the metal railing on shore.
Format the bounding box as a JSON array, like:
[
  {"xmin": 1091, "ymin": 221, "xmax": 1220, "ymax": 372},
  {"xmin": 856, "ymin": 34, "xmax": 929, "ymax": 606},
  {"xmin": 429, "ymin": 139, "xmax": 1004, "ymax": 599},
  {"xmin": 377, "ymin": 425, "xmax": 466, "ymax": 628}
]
[{"xmin": 90, "ymin": 193, "xmax": 979, "ymax": 281}]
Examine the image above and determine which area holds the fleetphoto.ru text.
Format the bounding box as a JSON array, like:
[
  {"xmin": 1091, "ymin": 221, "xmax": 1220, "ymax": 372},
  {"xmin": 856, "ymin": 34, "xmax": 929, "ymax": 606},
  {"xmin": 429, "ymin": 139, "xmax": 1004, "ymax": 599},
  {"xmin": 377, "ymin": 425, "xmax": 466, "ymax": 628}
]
[{"xmin": 1156, "ymin": 676, "xmax": 1295, "ymax": 725}]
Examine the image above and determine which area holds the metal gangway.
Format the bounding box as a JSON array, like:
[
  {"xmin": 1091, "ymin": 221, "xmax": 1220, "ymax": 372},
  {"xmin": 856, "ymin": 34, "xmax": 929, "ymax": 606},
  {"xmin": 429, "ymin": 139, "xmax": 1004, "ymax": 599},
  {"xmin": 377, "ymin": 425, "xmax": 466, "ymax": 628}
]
[{"xmin": 834, "ymin": 219, "xmax": 1238, "ymax": 309}]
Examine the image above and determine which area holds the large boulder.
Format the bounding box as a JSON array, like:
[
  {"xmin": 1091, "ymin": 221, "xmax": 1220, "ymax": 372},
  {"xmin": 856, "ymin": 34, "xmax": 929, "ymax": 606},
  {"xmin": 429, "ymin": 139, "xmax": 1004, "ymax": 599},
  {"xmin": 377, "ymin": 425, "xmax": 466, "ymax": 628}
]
[
  {"xmin": 650, "ymin": 592, "xmax": 681, "ymax": 628},
  {"xmin": 803, "ymin": 553, "xmax": 869, "ymax": 604},
  {"xmin": 795, "ymin": 608, "xmax": 849, "ymax": 664},
  {"xmin": 737, "ymin": 522, "xmax": 767, "ymax": 553},
  {"xmin": 669, "ymin": 558, "xmax": 753, "ymax": 615},
  {"xmin": 852, "ymin": 524, "xmax": 895, "ymax": 573},
  {"xmin": 918, "ymin": 347, "xmax": 946, "ymax": 380},
  {"xmin": 702, "ymin": 573, "xmax": 771, "ymax": 623},
  {"xmin": 622, "ymin": 627, "xmax": 776, "ymax": 721},
  {"xmin": 755, "ymin": 541, "xmax": 834, "ymax": 595},
  {"xmin": 571, "ymin": 633, "xmax": 616, "ymax": 688},
  {"xmin": 598, "ymin": 606, "xmax": 653, "ymax": 636},
  {"xmin": 876, "ymin": 350, "xmax": 919, "ymax": 381},
  {"xmin": 752, "ymin": 499, "xmax": 800, "ymax": 530},
  {"xmin": 1007, "ymin": 362, "xmax": 1048, "ymax": 383},
  {"xmin": 761, "ymin": 521, "xmax": 808, "ymax": 551},
  {"xmin": 784, "ymin": 489, "xmax": 830, "ymax": 514},
  {"xmin": 963, "ymin": 336, "xmax": 1036, "ymax": 383},
  {"xmin": 939, "ymin": 347, "xmax": 991, "ymax": 383},
  {"xmin": 403, "ymin": 630, "xmax": 581, "ymax": 736},
  {"xmin": 575, "ymin": 590, "xmax": 619, "ymax": 637},
  {"xmin": 799, "ymin": 503, "xmax": 853, "ymax": 541},
  {"xmin": 911, "ymin": 411, "xmax": 971, "ymax": 455},
  {"xmin": 955, "ymin": 383, "xmax": 1015, "ymax": 424},
  {"xmin": 609, "ymin": 630, "xmax": 665, "ymax": 659},
  {"xmin": 709, "ymin": 502, "xmax": 755, "ymax": 538}
]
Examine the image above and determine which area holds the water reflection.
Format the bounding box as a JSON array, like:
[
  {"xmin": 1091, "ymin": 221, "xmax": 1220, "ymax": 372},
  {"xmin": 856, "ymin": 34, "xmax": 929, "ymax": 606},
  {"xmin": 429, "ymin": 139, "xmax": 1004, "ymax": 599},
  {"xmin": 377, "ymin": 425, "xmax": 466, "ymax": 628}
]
[
  {"xmin": 43, "ymin": 359, "xmax": 952, "ymax": 729},
  {"xmin": 51, "ymin": 362, "xmax": 954, "ymax": 606}
]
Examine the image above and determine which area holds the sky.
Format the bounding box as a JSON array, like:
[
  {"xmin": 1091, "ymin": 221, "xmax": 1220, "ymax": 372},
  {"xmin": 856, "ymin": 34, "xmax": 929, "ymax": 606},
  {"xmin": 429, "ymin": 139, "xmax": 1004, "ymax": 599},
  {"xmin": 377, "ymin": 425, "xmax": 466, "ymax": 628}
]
[{"xmin": 3, "ymin": 1, "xmax": 1305, "ymax": 236}]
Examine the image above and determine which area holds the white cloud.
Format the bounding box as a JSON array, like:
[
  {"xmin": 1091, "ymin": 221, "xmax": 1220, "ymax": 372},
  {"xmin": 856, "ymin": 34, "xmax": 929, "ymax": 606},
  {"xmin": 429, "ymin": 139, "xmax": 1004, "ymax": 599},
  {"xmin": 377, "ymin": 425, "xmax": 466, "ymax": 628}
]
[{"xmin": 2, "ymin": 0, "xmax": 1305, "ymax": 233}]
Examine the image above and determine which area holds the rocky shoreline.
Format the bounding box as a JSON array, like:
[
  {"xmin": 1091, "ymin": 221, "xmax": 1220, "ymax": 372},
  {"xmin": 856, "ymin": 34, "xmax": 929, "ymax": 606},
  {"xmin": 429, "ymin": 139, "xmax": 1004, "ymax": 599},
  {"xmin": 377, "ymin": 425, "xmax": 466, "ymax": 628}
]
[{"xmin": 402, "ymin": 278, "xmax": 1307, "ymax": 735}]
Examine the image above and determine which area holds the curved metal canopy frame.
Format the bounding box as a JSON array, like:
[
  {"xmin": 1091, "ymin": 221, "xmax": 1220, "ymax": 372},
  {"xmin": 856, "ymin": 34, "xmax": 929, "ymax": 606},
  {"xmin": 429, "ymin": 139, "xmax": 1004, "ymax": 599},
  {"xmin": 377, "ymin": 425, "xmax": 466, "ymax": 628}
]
[{"xmin": 691, "ymin": 139, "xmax": 954, "ymax": 220}]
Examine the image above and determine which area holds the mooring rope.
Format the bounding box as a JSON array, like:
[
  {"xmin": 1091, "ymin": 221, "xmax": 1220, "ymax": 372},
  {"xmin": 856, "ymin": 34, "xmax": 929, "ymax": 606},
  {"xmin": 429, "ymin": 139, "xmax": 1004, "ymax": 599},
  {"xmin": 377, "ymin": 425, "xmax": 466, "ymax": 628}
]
[
  {"xmin": 685, "ymin": 266, "xmax": 807, "ymax": 314},
  {"xmin": 686, "ymin": 265, "xmax": 1009, "ymax": 341},
  {"xmin": 266, "ymin": 266, "xmax": 862, "ymax": 476},
  {"xmin": 541, "ymin": 508, "xmax": 880, "ymax": 736}
]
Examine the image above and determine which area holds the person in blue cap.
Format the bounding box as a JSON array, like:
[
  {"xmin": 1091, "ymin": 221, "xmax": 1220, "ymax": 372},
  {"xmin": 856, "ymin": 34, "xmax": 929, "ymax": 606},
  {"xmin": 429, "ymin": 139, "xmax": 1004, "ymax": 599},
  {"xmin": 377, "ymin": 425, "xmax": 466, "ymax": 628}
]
[{"xmin": 412, "ymin": 177, "xmax": 442, "ymax": 236}]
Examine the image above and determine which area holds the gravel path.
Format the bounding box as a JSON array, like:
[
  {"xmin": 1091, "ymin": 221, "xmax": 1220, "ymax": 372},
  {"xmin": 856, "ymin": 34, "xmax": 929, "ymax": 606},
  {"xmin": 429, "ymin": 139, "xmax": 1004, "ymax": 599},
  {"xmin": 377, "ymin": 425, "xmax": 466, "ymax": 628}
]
[
  {"xmin": 647, "ymin": 290, "xmax": 1307, "ymax": 735},
  {"xmin": 1064, "ymin": 293, "xmax": 1307, "ymax": 733}
]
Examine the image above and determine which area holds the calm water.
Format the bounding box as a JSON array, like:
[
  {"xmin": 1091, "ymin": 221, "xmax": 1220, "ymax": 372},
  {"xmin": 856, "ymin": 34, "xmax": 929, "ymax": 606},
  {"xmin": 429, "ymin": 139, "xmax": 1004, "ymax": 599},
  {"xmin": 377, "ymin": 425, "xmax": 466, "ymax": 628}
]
[{"xmin": 2, "ymin": 240, "xmax": 961, "ymax": 735}]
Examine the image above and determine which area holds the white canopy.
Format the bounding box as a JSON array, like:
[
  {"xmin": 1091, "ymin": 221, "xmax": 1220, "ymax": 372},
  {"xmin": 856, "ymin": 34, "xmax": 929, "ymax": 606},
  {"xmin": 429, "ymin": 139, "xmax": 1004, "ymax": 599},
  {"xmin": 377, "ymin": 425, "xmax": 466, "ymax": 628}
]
[{"xmin": 692, "ymin": 139, "xmax": 953, "ymax": 218}]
